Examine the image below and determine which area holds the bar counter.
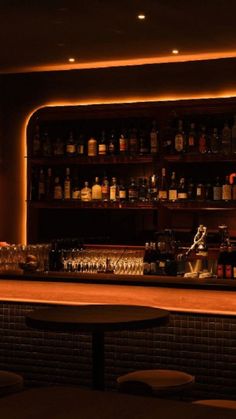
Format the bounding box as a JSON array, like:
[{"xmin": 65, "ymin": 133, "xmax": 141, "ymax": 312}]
[{"xmin": 0, "ymin": 278, "xmax": 236, "ymax": 316}]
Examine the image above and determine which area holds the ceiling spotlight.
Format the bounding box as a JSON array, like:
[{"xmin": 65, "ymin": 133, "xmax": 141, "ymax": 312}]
[
  {"xmin": 68, "ymin": 58, "xmax": 75, "ymax": 63},
  {"xmin": 172, "ymin": 49, "xmax": 179, "ymax": 55},
  {"xmin": 137, "ymin": 14, "xmax": 146, "ymax": 20}
]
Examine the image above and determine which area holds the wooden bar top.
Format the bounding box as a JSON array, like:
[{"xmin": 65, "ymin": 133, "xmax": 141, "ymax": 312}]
[{"xmin": 0, "ymin": 279, "xmax": 236, "ymax": 316}]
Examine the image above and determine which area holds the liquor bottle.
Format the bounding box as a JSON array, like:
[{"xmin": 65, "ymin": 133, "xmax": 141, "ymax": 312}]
[
  {"xmin": 110, "ymin": 177, "xmax": 118, "ymax": 201},
  {"xmin": 232, "ymin": 176, "xmax": 236, "ymax": 200},
  {"xmin": 187, "ymin": 178, "xmax": 195, "ymax": 200},
  {"xmin": 143, "ymin": 242, "xmax": 151, "ymax": 275},
  {"xmin": 98, "ymin": 131, "xmax": 107, "ymax": 156},
  {"xmin": 64, "ymin": 168, "xmax": 71, "ymax": 199},
  {"xmin": 222, "ymin": 175, "xmax": 232, "ymax": 201},
  {"xmin": 168, "ymin": 172, "xmax": 178, "ymax": 202},
  {"xmin": 225, "ymin": 244, "xmax": 233, "ymax": 279},
  {"xmin": 118, "ymin": 180, "xmax": 127, "ymax": 202},
  {"xmin": 72, "ymin": 171, "xmax": 80, "ymax": 200},
  {"xmin": 139, "ymin": 130, "xmax": 149, "ymax": 155},
  {"xmin": 198, "ymin": 126, "xmax": 208, "ymax": 154},
  {"xmin": 53, "ymin": 176, "xmax": 63, "ymax": 200},
  {"xmin": 41, "ymin": 129, "xmax": 52, "ymax": 157},
  {"xmin": 162, "ymin": 123, "xmax": 173, "ymax": 155},
  {"xmin": 149, "ymin": 174, "xmax": 158, "ymax": 202},
  {"xmin": 158, "ymin": 168, "xmax": 168, "ymax": 201},
  {"xmin": 45, "ymin": 167, "xmax": 53, "ymax": 200},
  {"xmin": 108, "ymin": 130, "xmax": 116, "ymax": 155},
  {"xmin": 92, "ymin": 177, "xmax": 102, "ymax": 200},
  {"xmin": 119, "ymin": 130, "xmax": 128, "ymax": 154},
  {"xmin": 128, "ymin": 178, "xmax": 138, "ymax": 202},
  {"xmin": 213, "ymin": 177, "xmax": 222, "ymax": 201},
  {"xmin": 150, "ymin": 242, "xmax": 157, "ymax": 275},
  {"xmin": 101, "ymin": 176, "xmax": 109, "ymax": 201},
  {"xmin": 77, "ymin": 134, "xmax": 85, "ymax": 156},
  {"xmin": 138, "ymin": 178, "xmax": 148, "ymax": 202},
  {"xmin": 205, "ymin": 182, "xmax": 213, "ymax": 201},
  {"xmin": 38, "ymin": 168, "xmax": 46, "ymax": 200},
  {"xmin": 196, "ymin": 183, "xmax": 206, "ymax": 201},
  {"xmin": 129, "ymin": 128, "xmax": 138, "ymax": 155},
  {"xmin": 217, "ymin": 225, "xmax": 230, "ymax": 279},
  {"xmin": 174, "ymin": 120, "xmax": 186, "ymax": 154},
  {"xmin": 187, "ymin": 123, "xmax": 197, "ymax": 153},
  {"xmin": 81, "ymin": 181, "xmax": 92, "ymax": 201},
  {"xmin": 32, "ymin": 124, "xmax": 41, "ymax": 157},
  {"xmin": 177, "ymin": 177, "xmax": 188, "ymax": 200},
  {"xmin": 150, "ymin": 120, "xmax": 159, "ymax": 154},
  {"xmin": 209, "ymin": 128, "xmax": 220, "ymax": 154},
  {"xmin": 87, "ymin": 136, "xmax": 97, "ymax": 156},
  {"xmin": 231, "ymin": 115, "xmax": 236, "ymax": 154},
  {"xmin": 53, "ymin": 136, "xmax": 64, "ymax": 156},
  {"xmin": 66, "ymin": 131, "xmax": 76, "ymax": 157},
  {"xmin": 221, "ymin": 122, "xmax": 231, "ymax": 155}
]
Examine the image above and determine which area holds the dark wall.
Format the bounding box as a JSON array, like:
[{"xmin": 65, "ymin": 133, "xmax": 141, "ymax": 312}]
[{"xmin": 1, "ymin": 57, "xmax": 236, "ymax": 243}]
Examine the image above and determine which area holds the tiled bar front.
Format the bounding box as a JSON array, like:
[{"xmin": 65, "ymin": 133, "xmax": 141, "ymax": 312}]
[{"xmin": 1, "ymin": 301, "xmax": 236, "ymax": 399}]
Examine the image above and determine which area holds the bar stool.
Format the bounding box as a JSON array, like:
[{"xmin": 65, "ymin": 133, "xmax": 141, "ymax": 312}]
[
  {"xmin": 0, "ymin": 370, "xmax": 24, "ymax": 397},
  {"xmin": 193, "ymin": 400, "xmax": 236, "ymax": 410},
  {"xmin": 117, "ymin": 369, "xmax": 195, "ymax": 397}
]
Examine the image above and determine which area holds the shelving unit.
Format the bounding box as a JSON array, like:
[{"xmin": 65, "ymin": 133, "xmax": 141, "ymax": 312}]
[{"xmin": 27, "ymin": 97, "xmax": 236, "ymax": 245}]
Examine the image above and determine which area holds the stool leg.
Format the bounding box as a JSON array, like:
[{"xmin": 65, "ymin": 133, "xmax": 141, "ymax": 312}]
[{"xmin": 92, "ymin": 331, "xmax": 104, "ymax": 390}]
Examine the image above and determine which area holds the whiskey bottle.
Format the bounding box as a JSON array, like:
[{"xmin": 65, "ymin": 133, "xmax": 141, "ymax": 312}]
[
  {"xmin": 72, "ymin": 171, "xmax": 80, "ymax": 200},
  {"xmin": 162, "ymin": 123, "xmax": 173, "ymax": 155},
  {"xmin": 174, "ymin": 120, "xmax": 186, "ymax": 154},
  {"xmin": 143, "ymin": 242, "xmax": 151, "ymax": 274},
  {"xmin": 129, "ymin": 128, "xmax": 138, "ymax": 155},
  {"xmin": 198, "ymin": 126, "xmax": 208, "ymax": 154},
  {"xmin": 110, "ymin": 177, "xmax": 118, "ymax": 201},
  {"xmin": 53, "ymin": 136, "xmax": 65, "ymax": 156},
  {"xmin": 53, "ymin": 176, "xmax": 63, "ymax": 200},
  {"xmin": 42, "ymin": 129, "xmax": 52, "ymax": 157},
  {"xmin": 118, "ymin": 180, "xmax": 127, "ymax": 202},
  {"xmin": 177, "ymin": 177, "xmax": 188, "ymax": 200},
  {"xmin": 149, "ymin": 174, "xmax": 158, "ymax": 202},
  {"xmin": 92, "ymin": 177, "xmax": 102, "ymax": 200},
  {"xmin": 187, "ymin": 178, "xmax": 195, "ymax": 200},
  {"xmin": 232, "ymin": 176, "xmax": 236, "ymax": 200},
  {"xmin": 32, "ymin": 124, "xmax": 41, "ymax": 157},
  {"xmin": 139, "ymin": 130, "xmax": 149, "ymax": 155},
  {"xmin": 221, "ymin": 122, "xmax": 231, "ymax": 155},
  {"xmin": 64, "ymin": 168, "xmax": 71, "ymax": 200},
  {"xmin": 168, "ymin": 172, "xmax": 178, "ymax": 202},
  {"xmin": 101, "ymin": 176, "xmax": 109, "ymax": 201},
  {"xmin": 38, "ymin": 168, "xmax": 46, "ymax": 200},
  {"xmin": 87, "ymin": 136, "xmax": 97, "ymax": 156},
  {"xmin": 231, "ymin": 115, "xmax": 236, "ymax": 154},
  {"xmin": 77, "ymin": 134, "xmax": 85, "ymax": 155},
  {"xmin": 98, "ymin": 131, "xmax": 107, "ymax": 156},
  {"xmin": 213, "ymin": 177, "xmax": 222, "ymax": 201},
  {"xmin": 138, "ymin": 178, "xmax": 148, "ymax": 202},
  {"xmin": 222, "ymin": 175, "xmax": 232, "ymax": 201},
  {"xmin": 187, "ymin": 123, "xmax": 197, "ymax": 153},
  {"xmin": 209, "ymin": 128, "xmax": 220, "ymax": 154},
  {"xmin": 119, "ymin": 130, "xmax": 128, "ymax": 154},
  {"xmin": 108, "ymin": 130, "xmax": 116, "ymax": 155},
  {"xmin": 196, "ymin": 182, "xmax": 206, "ymax": 201},
  {"xmin": 205, "ymin": 182, "xmax": 213, "ymax": 201},
  {"xmin": 128, "ymin": 178, "xmax": 138, "ymax": 202},
  {"xmin": 158, "ymin": 168, "xmax": 168, "ymax": 201},
  {"xmin": 45, "ymin": 167, "xmax": 53, "ymax": 200},
  {"xmin": 150, "ymin": 120, "xmax": 159, "ymax": 154},
  {"xmin": 66, "ymin": 131, "xmax": 77, "ymax": 157},
  {"xmin": 81, "ymin": 181, "xmax": 92, "ymax": 201}
]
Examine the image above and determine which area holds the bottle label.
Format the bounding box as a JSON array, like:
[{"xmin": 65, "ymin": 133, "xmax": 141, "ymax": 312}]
[
  {"xmin": 150, "ymin": 132, "xmax": 158, "ymax": 153},
  {"xmin": 108, "ymin": 143, "xmax": 115, "ymax": 153},
  {"xmin": 175, "ymin": 134, "xmax": 184, "ymax": 152},
  {"xmin": 159, "ymin": 190, "xmax": 167, "ymax": 200},
  {"xmin": 66, "ymin": 144, "xmax": 76, "ymax": 154},
  {"xmin": 188, "ymin": 135, "xmax": 195, "ymax": 147},
  {"xmin": 196, "ymin": 187, "xmax": 202, "ymax": 197},
  {"xmin": 119, "ymin": 190, "xmax": 126, "ymax": 199},
  {"xmin": 213, "ymin": 186, "xmax": 222, "ymax": 200},
  {"xmin": 119, "ymin": 138, "xmax": 127, "ymax": 152},
  {"xmin": 217, "ymin": 264, "xmax": 224, "ymax": 278},
  {"xmin": 88, "ymin": 140, "xmax": 97, "ymax": 156},
  {"xmin": 225, "ymin": 264, "xmax": 232, "ymax": 279},
  {"xmin": 38, "ymin": 182, "xmax": 45, "ymax": 195},
  {"xmin": 72, "ymin": 189, "xmax": 80, "ymax": 199},
  {"xmin": 64, "ymin": 181, "xmax": 71, "ymax": 199},
  {"xmin": 92, "ymin": 185, "xmax": 102, "ymax": 200},
  {"xmin": 169, "ymin": 190, "xmax": 177, "ymax": 201},
  {"xmin": 222, "ymin": 185, "xmax": 232, "ymax": 201},
  {"xmin": 199, "ymin": 136, "xmax": 207, "ymax": 153},
  {"xmin": 233, "ymin": 267, "xmax": 236, "ymax": 279},
  {"xmin": 128, "ymin": 190, "xmax": 138, "ymax": 200},
  {"xmin": 54, "ymin": 186, "xmax": 63, "ymax": 199},
  {"xmin": 98, "ymin": 144, "xmax": 106, "ymax": 155},
  {"xmin": 110, "ymin": 186, "xmax": 117, "ymax": 201},
  {"xmin": 77, "ymin": 145, "xmax": 84, "ymax": 155},
  {"xmin": 81, "ymin": 190, "xmax": 92, "ymax": 201},
  {"xmin": 178, "ymin": 192, "xmax": 187, "ymax": 200}
]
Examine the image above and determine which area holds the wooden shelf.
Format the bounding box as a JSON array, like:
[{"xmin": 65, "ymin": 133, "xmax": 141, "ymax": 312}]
[
  {"xmin": 164, "ymin": 153, "xmax": 236, "ymax": 163},
  {"xmin": 27, "ymin": 155, "xmax": 154, "ymax": 166},
  {"xmin": 163, "ymin": 201, "xmax": 236, "ymax": 211}
]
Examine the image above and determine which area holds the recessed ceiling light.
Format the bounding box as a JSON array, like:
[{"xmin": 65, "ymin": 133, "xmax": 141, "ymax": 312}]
[
  {"xmin": 68, "ymin": 58, "xmax": 75, "ymax": 63},
  {"xmin": 172, "ymin": 49, "xmax": 179, "ymax": 55},
  {"xmin": 137, "ymin": 14, "xmax": 146, "ymax": 20}
]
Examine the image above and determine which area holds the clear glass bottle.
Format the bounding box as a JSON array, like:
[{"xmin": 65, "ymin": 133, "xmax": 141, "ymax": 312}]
[
  {"xmin": 81, "ymin": 181, "xmax": 92, "ymax": 201},
  {"xmin": 92, "ymin": 177, "xmax": 102, "ymax": 200}
]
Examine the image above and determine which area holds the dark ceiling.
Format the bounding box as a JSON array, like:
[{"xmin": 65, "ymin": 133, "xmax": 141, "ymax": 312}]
[{"xmin": 1, "ymin": 0, "xmax": 236, "ymax": 73}]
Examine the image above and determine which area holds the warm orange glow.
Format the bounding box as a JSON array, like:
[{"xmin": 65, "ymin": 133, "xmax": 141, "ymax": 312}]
[
  {"xmin": 137, "ymin": 14, "xmax": 146, "ymax": 20},
  {"xmin": 172, "ymin": 49, "xmax": 179, "ymax": 55},
  {"xmin": 21, "ymin": 90, "xmax": 236, "ymax": 243},
  {"xmin": 4, "ymin": 50, "xmax": 236, "ymax": 74}
]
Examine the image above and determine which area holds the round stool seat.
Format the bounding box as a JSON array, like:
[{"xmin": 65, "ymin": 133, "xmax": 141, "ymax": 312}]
[
  {"xmin": 193, "ymin": 400, "xmax": 236, "ymax": 410},
  {"xmin": 0, "ymin": 370, "xmax": 24, "ymax": 397},
  {"xmin": 117, "ymin": 369, "xmax": 195, "ymax": 396}
]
